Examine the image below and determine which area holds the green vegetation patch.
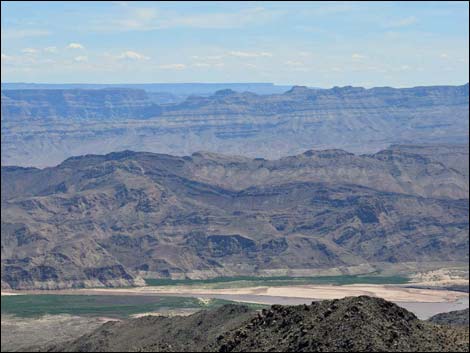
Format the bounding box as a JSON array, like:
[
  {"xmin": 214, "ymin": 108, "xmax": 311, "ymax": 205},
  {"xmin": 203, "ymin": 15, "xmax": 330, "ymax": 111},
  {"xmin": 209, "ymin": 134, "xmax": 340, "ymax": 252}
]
[
  {"xmin": 144, "ymin": 274, "xmax": 410, "ymax": 288},
  {"xmin": 1, "ymin": 295, "xmax": 265, "ymax": 318}
]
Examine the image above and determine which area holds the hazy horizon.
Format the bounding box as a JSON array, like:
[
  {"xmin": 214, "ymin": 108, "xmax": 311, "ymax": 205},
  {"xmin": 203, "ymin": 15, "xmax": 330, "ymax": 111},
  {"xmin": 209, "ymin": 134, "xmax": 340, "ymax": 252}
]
[{"xmin": 2, "ymin": 81, "xmax": 469, "ymax": 89}]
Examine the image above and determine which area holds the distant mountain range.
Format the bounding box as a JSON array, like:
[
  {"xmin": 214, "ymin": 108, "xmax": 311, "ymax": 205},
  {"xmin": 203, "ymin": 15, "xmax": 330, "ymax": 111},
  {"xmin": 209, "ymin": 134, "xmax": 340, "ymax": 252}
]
[
  {"xmin": 1, "ymin": 82, "xmax": 293, "ymax": 95},
  {"xmin": 1, "ymin": 83, "xmax": 468, "ymax": 167},
  {"xmin": 1, "ymin": 145, "xmax": 468, "ymax": 290}
]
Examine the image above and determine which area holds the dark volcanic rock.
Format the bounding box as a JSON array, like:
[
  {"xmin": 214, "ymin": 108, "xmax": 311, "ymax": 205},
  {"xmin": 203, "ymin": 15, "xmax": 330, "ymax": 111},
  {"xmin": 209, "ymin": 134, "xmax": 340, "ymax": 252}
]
[
  {"xmin": 48, "ymin": 297, "xmax": 470, "ymax": 352},
  {"xmin": 429, "ymin": 308, "xmax": 470, "ymax": 327},
  {"xmin": 50, "ymin": 304, "xmax": 255, "ymax": 352},
  {"xmin": 213, "ymin": 296, "xmax": 470, "ymax": 352}
]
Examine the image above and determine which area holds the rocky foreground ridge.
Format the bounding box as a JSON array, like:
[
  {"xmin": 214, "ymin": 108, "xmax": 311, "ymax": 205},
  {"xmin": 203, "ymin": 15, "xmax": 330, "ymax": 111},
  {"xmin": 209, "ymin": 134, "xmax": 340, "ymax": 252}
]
[
  {"xmin": 1, "ymin": 145, "xmax": 468, "ymax": 289},
  {"xmin": 47, "ymin": 296, "xmax": 469, "ymax": 352}
]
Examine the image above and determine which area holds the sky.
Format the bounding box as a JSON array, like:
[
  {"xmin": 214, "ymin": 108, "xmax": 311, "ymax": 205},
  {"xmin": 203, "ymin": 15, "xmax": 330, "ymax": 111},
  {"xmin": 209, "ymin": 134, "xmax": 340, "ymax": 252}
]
[{"xmin": 1, "ymin": 1, "xmax": 469, "ymax": 87}]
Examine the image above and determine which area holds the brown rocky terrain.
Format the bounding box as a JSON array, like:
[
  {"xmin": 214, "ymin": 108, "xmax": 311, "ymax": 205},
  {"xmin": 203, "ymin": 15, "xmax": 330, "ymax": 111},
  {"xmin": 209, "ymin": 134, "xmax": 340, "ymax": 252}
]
[
  {"xmin": 47, "ymin": 296, "xmax": 470, "ymax": 352},
  {"xmin": 1, "ymin": 145, "xmax": 468, "ymax": 289}
]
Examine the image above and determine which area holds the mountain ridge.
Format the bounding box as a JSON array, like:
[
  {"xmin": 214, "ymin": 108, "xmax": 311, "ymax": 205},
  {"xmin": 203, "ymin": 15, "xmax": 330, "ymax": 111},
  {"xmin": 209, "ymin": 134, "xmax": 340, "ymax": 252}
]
[
  {"xmin": 1, "ymin": 145, "xmax": 468, "ymax": 289},
  {"xmin": 2, "ymin": 83, "xmax": 468, "ymax": 167}
]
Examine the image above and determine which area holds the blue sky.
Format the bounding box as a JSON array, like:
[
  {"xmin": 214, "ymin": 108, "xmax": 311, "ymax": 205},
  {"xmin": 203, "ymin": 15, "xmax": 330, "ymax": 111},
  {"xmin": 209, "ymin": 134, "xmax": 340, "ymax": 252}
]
[{"xmin": 1, "ymin": 1, "xmax": 468, "ymax": 87}]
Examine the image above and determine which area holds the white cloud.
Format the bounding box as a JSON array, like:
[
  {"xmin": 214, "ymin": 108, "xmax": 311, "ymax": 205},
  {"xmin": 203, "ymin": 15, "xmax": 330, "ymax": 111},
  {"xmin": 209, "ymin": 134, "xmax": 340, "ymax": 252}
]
[
  {"xmin": 44, "ymin": 46, "xmax": 58, "ymax": 53},
  {"xmin": 284, "ymin": 60, "xmax": 312, "ymax": 72},
  {"xmin": 351, "ymin": 53, "xmax": 366, "ymax": 60},
  {"xmin": 111, "ymin": 1, "xmax": 130, "ymax": 6},
  {"xmin": 285, "ymin": 60, "xmax": 304, "ymax": 67},
  {"xmin": 191, "ymin": 55, "xmax": 224, "ymax": 60},
  {"xmin": 190, "ymin": 55, "xmax": 225, "ymax": 68},
  {"xmin": 302, "ymin": 3, "xmax": 356, "ymax": 16},
  {"xmin": 330, "ymin": 67, "xmax": 343, "ymax": 72},
  {"xmin": 1, "ymin": 29, "xmax": 50, "ymax": 39},
  {"xmin": 115, "ymin": 7, "xmax": 158, "ymax": 30},
  {"xmin": 21, "ymin": 48, "xmax": 38, "ymax": 54},
  {"xmin": 299, "ymin": 51, "xmax": 314, "ymax": 57},
  {"xmin": 98, "ymin": 6, "xmax": 282, "ymax": 31},
  {"xmin": 1, "ymin": 52, "xmax": 39, "ymax": 66},
  {"xmin": 74, "ymin": 56, "xmax": 88, "ymax": 62},
  {"xmin": 244, "ymin": 63, "xmax": 257, "ymax": 69},
  {"xmin": 158, "ymin": 63, "xmax": 186, "ymax": 70},
  {"xmin": 117, "ymin": 50, "xmax": 150, "ymax": 60},
  {"xmin": 162, "ymin": 7, "xmax": 281, "ymax": 30},
  {"xmin": 229, "ymin": 51, "xmax": 272, "ymax": 58},
  {"xmin": 295, "ymin": 25, "xmax": 317, "ymax": 32},
  {"xmin": 68, "ymin": 43, "xmax": 84, "ymax": 49},
  {"xmin": 384, "ymin": 16, "xmax": 417, "ymax": 28},
  {"xmin": 192, "ymin": 63, "xmax": 211, "ymax": 68}
]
